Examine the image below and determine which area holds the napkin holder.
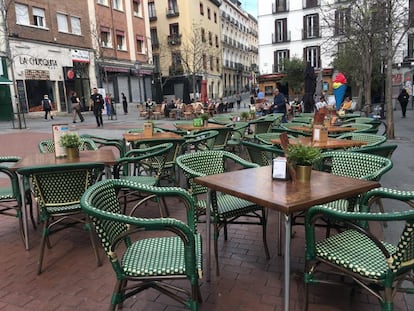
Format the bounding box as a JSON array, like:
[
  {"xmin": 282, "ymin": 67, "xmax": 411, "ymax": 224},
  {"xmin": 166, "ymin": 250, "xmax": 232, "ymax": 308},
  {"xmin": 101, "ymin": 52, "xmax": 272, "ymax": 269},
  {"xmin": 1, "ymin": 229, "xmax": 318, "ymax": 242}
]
[
  {"xmin": 272, "ymin": 156, "xmax": 290, "ymax": 180},
  {"xmin": 312, "ymin": 125, "xmax": 328, "ymax": 143},
  {"xmin": 143, "ymin": 122, "xmax": 154, "ymax": 137}
]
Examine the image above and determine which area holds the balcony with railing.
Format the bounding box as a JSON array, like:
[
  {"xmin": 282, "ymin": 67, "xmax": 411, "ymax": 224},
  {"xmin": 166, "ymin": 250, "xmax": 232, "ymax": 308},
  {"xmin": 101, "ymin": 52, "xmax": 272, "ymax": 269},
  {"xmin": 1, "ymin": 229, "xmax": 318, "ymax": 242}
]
[
  {"xmin": 272, "ymin": 31, "xmax": 291, "ymax": 44},
  {"xmin": 166, "ymin": 6, "xmax": 179, "ymax": 18},
  {"xmin": 168, "ymin": 34, "xmax": 182, "ymax": 46},
  {"xmin": 272, "ymin": 0, "xmax": 289, "ymax": 14},
  {"xmin": 169, "ymin": 63, "xmax": 184, "ymax": 76},
  {"xmin": 236, "ymin": 63, "xmax": 243, "ymax": 72},
  {"xmin": 302, "ymin": 28, "xmax": 320, "ymax": 40},
  {"xmin": 303, "ymin": 0, "xmax": 320, "ymax": 9}
]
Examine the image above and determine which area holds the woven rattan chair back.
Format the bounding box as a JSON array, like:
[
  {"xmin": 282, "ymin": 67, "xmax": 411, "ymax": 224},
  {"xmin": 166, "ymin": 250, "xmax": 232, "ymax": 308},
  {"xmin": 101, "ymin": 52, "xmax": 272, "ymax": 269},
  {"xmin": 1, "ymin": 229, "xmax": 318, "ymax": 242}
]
[
  {"xmin": 304, "ymin": 188, "xmax": 414, "ymax": 310},
  {"xmin": 316, "ymin": 151, "xmax": 392, "ymax": 182},
  {"xmin": 81, "ymin": 179, "xmax": 202, "ymax": 311},
  {"xmin": 337, "ymin": 132, "xmax": 387, "ymax": 148},
  {"xmin": 242, "ymin": 141, "xmax": 284, "ymax": 166},
  {"xmin": 38, "ymin": 137, "xmax": 98, "ymax": 153},
  {"xmin": 17, "ymin": 162, "xmax": 105, "ymax": 274}
]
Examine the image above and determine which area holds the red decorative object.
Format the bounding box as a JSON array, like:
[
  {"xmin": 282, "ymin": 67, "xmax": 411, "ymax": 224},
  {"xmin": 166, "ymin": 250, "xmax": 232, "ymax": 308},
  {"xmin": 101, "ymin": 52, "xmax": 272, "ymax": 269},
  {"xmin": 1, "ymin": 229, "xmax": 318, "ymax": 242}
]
[{"xmin": 67, "ymin": 69, "xmax": 75, "ymax": 80}]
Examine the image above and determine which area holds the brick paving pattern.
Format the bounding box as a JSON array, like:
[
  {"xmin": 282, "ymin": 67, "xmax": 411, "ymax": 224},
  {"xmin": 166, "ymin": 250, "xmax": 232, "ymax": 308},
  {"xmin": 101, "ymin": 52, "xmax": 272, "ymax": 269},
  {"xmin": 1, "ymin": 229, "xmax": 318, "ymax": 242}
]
[{"xmin": 0, "ymin": 105, "xmax": 413, "ymax": 310}]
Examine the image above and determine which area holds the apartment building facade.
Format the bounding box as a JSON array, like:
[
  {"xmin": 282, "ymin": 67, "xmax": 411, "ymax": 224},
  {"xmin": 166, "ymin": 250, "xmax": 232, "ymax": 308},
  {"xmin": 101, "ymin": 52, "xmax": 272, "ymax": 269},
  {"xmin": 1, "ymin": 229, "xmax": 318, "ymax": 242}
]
[
  {"xmin": 221, "ymin": 0, "xmax": 258, "ymax": 97},
  {"xmin": 4, "ymin": 0, "xmax": 152, "ymax": 116},
  {"xmin": 6, "ymin": 0, "xmax": 95, "ymax": 113},
  {"xmin": 91, "ymin": 0, "xmax": 153, "ymax": 104},
  {"xmin": 258, "ymin": 0, "xmax": 414, "ymax": 103},
  {"xmin": 149, "ymin": 0, "xmax": 222, "ymax": 103},
  {"xmin": 258, "ymin": 0, "xmax": 337, "ymax": 97}
]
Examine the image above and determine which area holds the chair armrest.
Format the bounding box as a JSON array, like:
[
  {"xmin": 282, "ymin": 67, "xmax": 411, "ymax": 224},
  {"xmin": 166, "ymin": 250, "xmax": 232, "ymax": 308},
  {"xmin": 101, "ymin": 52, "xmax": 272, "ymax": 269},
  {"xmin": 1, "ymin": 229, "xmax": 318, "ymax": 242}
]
[
  {"xmin": 81, "ymin": 134, "xmax": 125, "ymax": 156},
  {"xmin": 306, "ymin": 204, "xmax": 414, "ymax": 226},
  {"xmin": 360, "ymin": 187, "xmax": 414, "ymax": 206},
  {"xmin": 223, "ymin": 151, "xmax": 259, "ymax": 169}
]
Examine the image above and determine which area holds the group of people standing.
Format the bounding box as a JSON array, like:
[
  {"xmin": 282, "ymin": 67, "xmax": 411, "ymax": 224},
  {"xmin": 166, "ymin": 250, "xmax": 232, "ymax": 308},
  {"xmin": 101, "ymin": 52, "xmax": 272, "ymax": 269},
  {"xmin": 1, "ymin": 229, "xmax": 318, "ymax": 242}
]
[{"xmin": 89, "ymin": 89, "xmax": 129, "ymax": 127}]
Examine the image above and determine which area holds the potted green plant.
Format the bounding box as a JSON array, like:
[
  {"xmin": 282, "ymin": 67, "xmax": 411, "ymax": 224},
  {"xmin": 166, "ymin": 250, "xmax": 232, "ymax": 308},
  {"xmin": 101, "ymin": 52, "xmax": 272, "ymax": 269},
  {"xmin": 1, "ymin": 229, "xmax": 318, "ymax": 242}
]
[
  {"xmin": 59, "ymin": 132, "xmax": 82, "ymax": 159},
  {"xmin": 240, "ymin": 111, "xmax": 249, "ymax": 122},
  {"xmin": 286, "ymin": 144, "xmax": 321, "ymax": 182},
  {"xmin": 200, "ymin": 113, "xmax": 209, "ymax": 126}
]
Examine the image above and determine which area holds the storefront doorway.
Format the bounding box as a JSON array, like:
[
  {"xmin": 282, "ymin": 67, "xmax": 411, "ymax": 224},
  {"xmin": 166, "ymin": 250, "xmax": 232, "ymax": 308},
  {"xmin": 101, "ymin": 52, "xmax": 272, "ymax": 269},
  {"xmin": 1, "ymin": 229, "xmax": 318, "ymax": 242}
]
[{"xmin": 25, "ymin": 80, "xmax": 54, "ymax": 112}]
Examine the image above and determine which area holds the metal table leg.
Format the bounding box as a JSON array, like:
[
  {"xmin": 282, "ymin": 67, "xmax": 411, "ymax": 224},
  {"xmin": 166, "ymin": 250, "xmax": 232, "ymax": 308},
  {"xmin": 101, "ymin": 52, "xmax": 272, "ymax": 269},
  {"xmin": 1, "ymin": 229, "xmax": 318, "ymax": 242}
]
[
  {"xmin": 19, "ymin": 175, "xmax": 30, "ymax": 250},
  {"xmin": 206, "ymin": 189, "xmax": 211, "ymax": 282},
  {"xmin": 284, "ymin": 214, "xmax": 292, "ymax": 311}
]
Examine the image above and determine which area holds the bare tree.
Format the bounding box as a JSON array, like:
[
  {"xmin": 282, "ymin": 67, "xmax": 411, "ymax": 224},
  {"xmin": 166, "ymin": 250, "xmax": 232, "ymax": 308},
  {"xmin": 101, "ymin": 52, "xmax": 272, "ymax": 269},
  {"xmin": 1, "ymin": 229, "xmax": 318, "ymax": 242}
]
[
  {"xmin": 321, "ymin": 0, "xmax": 384, "ymax": 115},
  {"xmin": 321, "ymin": 0, "xmax": 409, "ymax": 138},
  {"xmin": 0, "ymin": 1, "xmax": 18, "ymax": 109},
  {"xmin": 176, "ymin": 23, "xmax": 221, "ymax": 99},
  {"xmin": 378, "ymin": 0, "xmax": 410, "ymax": 139}
]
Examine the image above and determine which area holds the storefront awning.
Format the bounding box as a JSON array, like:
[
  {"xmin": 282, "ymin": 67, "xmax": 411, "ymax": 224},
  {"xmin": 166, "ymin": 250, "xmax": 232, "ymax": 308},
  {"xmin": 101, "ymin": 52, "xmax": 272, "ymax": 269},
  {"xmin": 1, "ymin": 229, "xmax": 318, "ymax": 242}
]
[
  {"xmin": 103, "ymin": 66, "xmax": 130, "ymax": 73},
  {"xmin": 0, "ymin": 76, "xmax": 13, "ymax": 85}
]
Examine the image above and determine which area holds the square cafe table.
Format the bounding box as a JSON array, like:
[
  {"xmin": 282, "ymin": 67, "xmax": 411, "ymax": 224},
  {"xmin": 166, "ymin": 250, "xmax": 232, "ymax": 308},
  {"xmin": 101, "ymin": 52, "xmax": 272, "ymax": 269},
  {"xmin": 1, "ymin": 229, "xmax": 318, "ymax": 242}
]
[
  {"xmin": 270, "ymin": 136, "xmax": 367, "ymax": 149},
  {"xmin": 174, "ymin": 123, "xmax": 225, "ymax": 131},
  {"xmin": 194, "ymin": 166, "xmax": 380, "ymax": 311},
  {"xmin": 123, "ymin": 131, "xmax": 182, "ymax": 143},
  {"xmin": 13, "ymin": 149, "xmax": 117, "ymax": 250},
  {"xmin": 288, "ymin": 125, "xmax": 356, "ymax": 133}
]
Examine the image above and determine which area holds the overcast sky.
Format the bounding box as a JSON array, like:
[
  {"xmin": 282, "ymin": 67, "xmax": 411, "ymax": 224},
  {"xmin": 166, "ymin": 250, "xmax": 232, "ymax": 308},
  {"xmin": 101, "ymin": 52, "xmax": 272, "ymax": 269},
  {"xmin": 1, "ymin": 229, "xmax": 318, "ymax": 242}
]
[{"xmin": 241, "ymin": 0, "xmax": 257, "ymax": 18}]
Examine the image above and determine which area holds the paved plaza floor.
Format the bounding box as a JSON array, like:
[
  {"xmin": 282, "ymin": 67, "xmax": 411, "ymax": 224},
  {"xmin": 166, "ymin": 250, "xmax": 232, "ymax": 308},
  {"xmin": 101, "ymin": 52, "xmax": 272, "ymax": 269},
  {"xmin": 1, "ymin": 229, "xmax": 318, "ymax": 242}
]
[{"xmin": 0, "ymin": 103, "xmax": 413, "ymax": 310}]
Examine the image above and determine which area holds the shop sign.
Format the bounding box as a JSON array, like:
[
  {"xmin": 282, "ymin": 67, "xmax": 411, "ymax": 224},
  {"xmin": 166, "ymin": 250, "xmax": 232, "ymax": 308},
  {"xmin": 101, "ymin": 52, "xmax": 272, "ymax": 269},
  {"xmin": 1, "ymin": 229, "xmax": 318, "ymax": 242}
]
[
  {"xmin": 19, "ymin": 56, "xmax": 57, "ymax": 69},
  {"xmin": 71, "ymin": 50, "xmax": 90, "ymax": 63},
  {"xmin": 25, "ymin": 69, "xmax": 50, "ymax": 80}
]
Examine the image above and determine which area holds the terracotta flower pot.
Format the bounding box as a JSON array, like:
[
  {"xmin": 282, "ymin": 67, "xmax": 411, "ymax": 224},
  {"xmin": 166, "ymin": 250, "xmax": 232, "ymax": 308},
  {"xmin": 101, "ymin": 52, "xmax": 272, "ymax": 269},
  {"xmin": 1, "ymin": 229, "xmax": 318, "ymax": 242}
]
[{"xmin": 295, "ymin": 165, "xmax": 312, "ymax": 182}]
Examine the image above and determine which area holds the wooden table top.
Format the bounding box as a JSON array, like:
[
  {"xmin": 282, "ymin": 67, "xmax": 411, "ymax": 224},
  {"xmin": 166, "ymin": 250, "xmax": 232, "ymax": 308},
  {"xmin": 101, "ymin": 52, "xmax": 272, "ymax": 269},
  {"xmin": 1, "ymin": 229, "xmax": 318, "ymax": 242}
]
[
  {"xmin": 270, "ymin": 136, "xmax": 367, "ymax": 149},
  {"xmin": 289, "ymin": 125, "xmax": 356, "ymax": 133},
  {"xmin": 13, "ymin": 149, "xmax": 117, "ymax": 170},
  {"xmin": 174, "ymin": 123, "xmax": 226, "ymax": 131},
  {"xmin": 194, "ymin": 166, "xmax": 380, "ymax": 214},
  {"xmin": 123, "ymin": 131, "xmax": 183, "ymax": 142}
]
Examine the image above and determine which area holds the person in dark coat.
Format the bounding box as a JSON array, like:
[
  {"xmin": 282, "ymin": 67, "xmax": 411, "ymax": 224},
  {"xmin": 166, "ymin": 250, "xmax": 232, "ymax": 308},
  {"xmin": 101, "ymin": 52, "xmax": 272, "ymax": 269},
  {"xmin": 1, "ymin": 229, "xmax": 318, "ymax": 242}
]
[
  {"xmin": 271, "ymin": 88, "xmax": 287, "ymax": 122},
  {"xmin": 397, "ymin": 88, "xmax": 409, "ymax": 118},
  {"xmin": 121, "ymin": 92, "xmax": 128, "ymax": 114},
  {"xmin": 89, "ymin": 88, "xmax": 104, "ymax": 127}
]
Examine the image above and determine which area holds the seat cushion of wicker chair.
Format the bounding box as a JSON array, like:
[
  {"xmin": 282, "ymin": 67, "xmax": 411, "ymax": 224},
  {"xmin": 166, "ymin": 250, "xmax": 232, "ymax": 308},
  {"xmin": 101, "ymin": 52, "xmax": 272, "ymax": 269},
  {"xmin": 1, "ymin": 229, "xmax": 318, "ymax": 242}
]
[
  {"xmin": 316, "ymin": 229, "xmax": 396, "ymax": 279},
  {"xmin": 45, "ymin": 203, "xmax": 82, "ymax": 214},
  {"xmin": 120, "ymin": 175, "xmax": 158, "ymax": 186},
  {"xmin": 198, "ymin": 194, "xmax": 261, "ymax": 219},
  {"xmin": 122, "ymin": 234, "xmax": 203, "ymax": 277},
  {"xmin": 0, "ymin": 187, "xmax": 14, "ymax": 199}
]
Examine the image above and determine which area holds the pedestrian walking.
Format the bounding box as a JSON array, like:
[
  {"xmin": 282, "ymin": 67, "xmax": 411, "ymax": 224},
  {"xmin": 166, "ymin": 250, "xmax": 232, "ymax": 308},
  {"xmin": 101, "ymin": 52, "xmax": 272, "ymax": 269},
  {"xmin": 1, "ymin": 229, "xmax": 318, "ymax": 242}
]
[
  {"xmin": 89, "ymin": 87, "xmax": 104, "ymax": 127},
  {"xmin": 236, "ymin": 92, "xmax": 241, "ymax": 110},
  {"xmin": 122, "ymin": 92, "xmax": 128, "ymax": 114},
  {"xmin": 70, "ymin": 91, "xmax": 84, "ymax": 123},
  {"xmin": 397, "ymin": 88, "xmax": 409, "ymax": 118},
  {"xmin": 41, "ymin": 95, "xmax": 53, "ymax": 120}
]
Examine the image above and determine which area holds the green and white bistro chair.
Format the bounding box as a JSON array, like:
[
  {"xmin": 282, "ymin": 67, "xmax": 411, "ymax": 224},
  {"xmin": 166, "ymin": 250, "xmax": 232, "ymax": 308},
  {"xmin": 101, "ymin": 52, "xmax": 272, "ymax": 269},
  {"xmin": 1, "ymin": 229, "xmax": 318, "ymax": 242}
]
[
  {"xmin": 176, "ymin": 150, "xmax": 270, "ymax": 276},
  {"xmin": 81, "ymin": 179, "xmax": 203, "ymax": 311},
  {"xmin": 17, "ymin": 162, "xmax": 105, "ymax": 274},
  {"xmin": 304, "ymin": 187, "xmax": 414, "ymax": 311}
]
